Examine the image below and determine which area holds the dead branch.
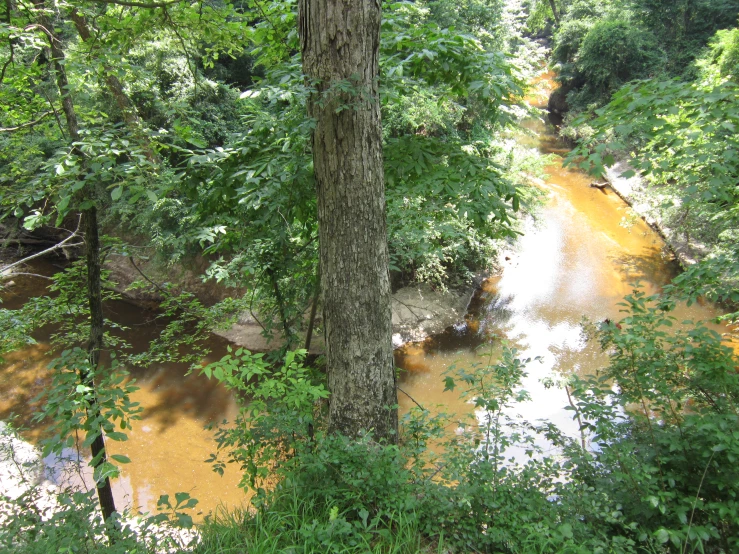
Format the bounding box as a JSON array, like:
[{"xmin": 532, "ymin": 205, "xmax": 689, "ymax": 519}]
[{"xmin": 0, "ymin": 216, "xmax": 82, "ymax": 274}]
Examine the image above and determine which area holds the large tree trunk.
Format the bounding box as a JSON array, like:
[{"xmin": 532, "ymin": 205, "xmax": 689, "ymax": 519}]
[{"xmin": 298, "ymin": 0, "xmax": 398, "ymax": 442}]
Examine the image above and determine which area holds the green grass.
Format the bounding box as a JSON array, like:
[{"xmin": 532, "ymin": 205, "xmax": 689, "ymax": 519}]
[{"xmin": 194, "ymin": 488, "xmax": 445, "ymax": 554}]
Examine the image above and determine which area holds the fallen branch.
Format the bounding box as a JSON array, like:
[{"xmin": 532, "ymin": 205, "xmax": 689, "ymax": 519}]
[{"xmin": 1, "ymin": 272, "xmax": 53, "ymax": 280}]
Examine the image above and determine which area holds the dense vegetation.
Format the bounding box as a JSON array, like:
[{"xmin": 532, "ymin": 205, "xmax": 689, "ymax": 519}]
[
  {"xmin": 1, "ymin": 0, "xmax": 738, "ymax": 553},
  {"xmin": 536, "ymin": 0, "xmax": 739, "ymax": 299}
]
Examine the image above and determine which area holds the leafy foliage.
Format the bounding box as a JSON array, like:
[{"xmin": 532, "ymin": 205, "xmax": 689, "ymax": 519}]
[
  {"xmin": 575, "ymin": 20, "xmax": 662, "ymax": 102},
  {"xmin": 206, "ymin": 287, "xmax": 739, "ymax": 553},
  {"xmin": 565, "ymin": 39, "xmax": 739, "ymax": 302},
  {"xmin": 549, "ymin": 0, "xmax": 739, "ymax": 115},
  {"xmin": 201, "ymin": 348, "xmax": 328, "ymax": 492}
]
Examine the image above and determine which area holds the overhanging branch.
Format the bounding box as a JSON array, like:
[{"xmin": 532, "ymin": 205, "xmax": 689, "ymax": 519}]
[
  {"xmin": 0, "ymin": 110, "xmax": 53, "ymax": 132},
  {"xmin": 92, "ymin": 0, "xmax": 179, "ymax": 8},
  {"xmin": 0, "ymin": 216, "xmax": 83, "ymax": 275}
]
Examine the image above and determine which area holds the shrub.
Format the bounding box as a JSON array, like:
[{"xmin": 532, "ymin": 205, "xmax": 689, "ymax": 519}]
[{"xmin": 576, "ymin": 20, "xmax": 662, "ymax": 101}]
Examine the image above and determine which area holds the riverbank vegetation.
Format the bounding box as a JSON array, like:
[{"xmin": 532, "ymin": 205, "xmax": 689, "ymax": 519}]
[
  {"xmin": 1, "ymin": 0, "xmax": 739, "ymax": 553},
  {"xmin": 539, "ymin": 0, "xmax": 739, "ymax": 307}
]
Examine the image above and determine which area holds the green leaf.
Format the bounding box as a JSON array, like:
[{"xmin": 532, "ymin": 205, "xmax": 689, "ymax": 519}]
[
  {"xmin": 106, "ymin": 431, "xmax": 128, "ymax": 442},
  {"xmin": 176, "ymin": 512, "xmax": 194, "ymax": 528},
  {"xmin": 93, "ymin": 461, "xmax": 120, "ymax": 484},
  {"xmin": 111, "ymin": 454, "xmax": 131, "ymax": 464},
  {"xmin": 111, "ymin": 186, "xmax": 123, "ymax": 201}
]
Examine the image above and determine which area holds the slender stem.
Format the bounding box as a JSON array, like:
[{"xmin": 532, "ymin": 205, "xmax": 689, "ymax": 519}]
[
  {"xmin": 397, "ymin": 386, "xmax": 425, "ymax": 411},
  {"xmin": 565, "ymin": 384, "xmax": 587, "ymax": 451},
  {"xmin": 304, "ymin": 262, "xmax": 320, "ymax": 351},
  {"xmin": 682, "ymin": 451, "xmax": 715, "ymax": 554}
]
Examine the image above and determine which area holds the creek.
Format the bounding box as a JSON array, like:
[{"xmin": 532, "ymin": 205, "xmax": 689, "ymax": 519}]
[
  {"xmin": 395, "ymin": 71, "xmax": 731, "ymax": 447},
  {"xmin": 0, "ymin": 70, "xmax": 731, "ymax": 520}
]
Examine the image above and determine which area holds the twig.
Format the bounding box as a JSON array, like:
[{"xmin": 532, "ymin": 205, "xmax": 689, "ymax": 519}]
[
  {"xmin": 128, "ymin": 255, "xmax": 168, "ymax": 295},
  {"xmin": 162, "ymin": 7, "xmax": 198, "ymax": 86},
  {"xmin": 398, "ymin": 385, "xmax": 426, "ymax": 411},
  {"xmin": 40, "ymin": 88, "xmax": 66, "ymax": 139},
  {"xmin": 682, "ymin": 451, "xmax": 715, "ymax": 554},
  {"xmin": 564, "ymin": 384, "xmax": 587, "ymax": 451},
  {"xmin": 425, "ymin": 462, "xmax": 446, "ymax": 483},
  {"xmin": 0, "ymin": 216, "xmax": 82, "ymax": 274},
  {"xmin": 391, "ymin": 295, "xmax": 424, "ymax": 320}
]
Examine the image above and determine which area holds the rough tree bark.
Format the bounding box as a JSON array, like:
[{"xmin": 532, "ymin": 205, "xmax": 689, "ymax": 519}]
[
  {"xmin": 298, "ymin": 0, "xmax": 398, "ymax": 442},
  {"xmin": 35, "ymin": 1, "xmax": 117, "ymax": 521}
]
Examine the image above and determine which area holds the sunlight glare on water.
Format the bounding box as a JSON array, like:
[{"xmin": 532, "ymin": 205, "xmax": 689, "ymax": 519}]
[{"xmin": 396, "ymin": 70, "xmax": 731, "ymax": 452}]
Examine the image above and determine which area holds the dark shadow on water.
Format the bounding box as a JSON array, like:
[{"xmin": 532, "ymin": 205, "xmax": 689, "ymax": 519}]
[
  {"xmin": 394, "ymin": 283, "xmax": 517, "ymax": 374},
  {"xmin": 609, "ymin": 251, "xmax": 681, "ymax": 289},
  {"xmin": 1, "ymin": 268, "xmax": 237, "ymax": 436}
]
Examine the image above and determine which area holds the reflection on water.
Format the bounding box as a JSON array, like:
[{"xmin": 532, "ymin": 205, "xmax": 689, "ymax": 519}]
[
  {"xmin": 0, "ymin": 270, "xmax": 249, "ymax": 519},
  {"xmin": 396, "ymin": 71, "xmax": 730, "ymax": 449}
]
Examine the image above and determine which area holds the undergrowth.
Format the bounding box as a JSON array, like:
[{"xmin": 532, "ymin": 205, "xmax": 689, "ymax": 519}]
[{"xmin": 2, "ymin": 284, "xmax": 738, "ymax": 553}]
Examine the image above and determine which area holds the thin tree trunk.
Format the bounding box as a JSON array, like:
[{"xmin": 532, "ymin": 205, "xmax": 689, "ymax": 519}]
[
  {"xmin": 35, "ymin": 1, "xmax": 118, "ymax": 520},
  {"xmin": 548, "ymin": 0, "xmax": 560, "ymax": 24},
  {"xmin": 267, "ymin": 267, "xmax": 294, "ymax": 343},
  {"xmin": 84, "ymin": 206, "xmax": 117, "ymax": 522},
  {"xmin": 304, "ymin": 263, "xmax": 320, "ymax": 352},
  {"xmin": 299, "ymin": 0, "xmax": 398, "ymax": 442}
]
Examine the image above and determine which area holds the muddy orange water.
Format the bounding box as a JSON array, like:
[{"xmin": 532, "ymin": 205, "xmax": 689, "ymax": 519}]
[
  {"xmin": 0, "ymin": 268, "xmax": 250, "ymax": 519},
  {"xmin": 395, "ymin": 71, "xmax": 734, "ymax": 445}
]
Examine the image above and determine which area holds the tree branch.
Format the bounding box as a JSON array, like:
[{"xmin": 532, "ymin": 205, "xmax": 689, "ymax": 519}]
[
  {"xmin": 397, "ymin": 386, "xmax": 426, "ymax": 411},
  {"xmin": 91, "ymin": 0, "xmax": 179, "ymax": 8},
  {"xmin": 0, "ymin": 44, "xmax": 14, "ymax": 86},
  {"xmin": 0, "ymin": 216, "xmax": 82, "ymax": 274},
  {"xmin": 0, "ymin": 110, "xmax": 53, "ymax": 132},
  {"xmin": 1, "ymin": 0, "xmax": 14, "ymax": 86},
  {"xmin": 40, "ymin": 88, "xmax": 67, "ymax": 138}
]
